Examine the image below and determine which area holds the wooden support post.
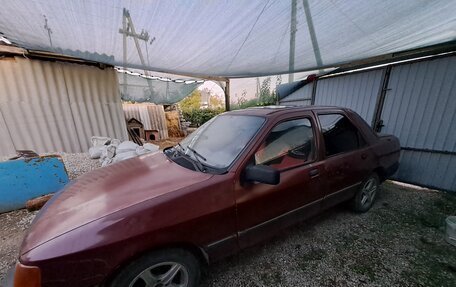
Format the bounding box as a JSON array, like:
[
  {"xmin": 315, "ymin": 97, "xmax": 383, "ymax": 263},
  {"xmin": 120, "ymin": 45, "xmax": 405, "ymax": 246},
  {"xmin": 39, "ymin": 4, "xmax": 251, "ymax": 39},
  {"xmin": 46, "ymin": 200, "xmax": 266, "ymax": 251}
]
[{"xmin": 224, "ymin": 79, "xmax": 230, "ymax": 111}]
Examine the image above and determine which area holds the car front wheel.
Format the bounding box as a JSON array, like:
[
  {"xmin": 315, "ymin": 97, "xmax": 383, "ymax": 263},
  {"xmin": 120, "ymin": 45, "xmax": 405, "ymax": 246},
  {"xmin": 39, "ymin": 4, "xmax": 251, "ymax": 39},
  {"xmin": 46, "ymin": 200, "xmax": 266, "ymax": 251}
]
[{"xmin": 110, "ymin": 248, "xmax": 201, "ymax": 287}]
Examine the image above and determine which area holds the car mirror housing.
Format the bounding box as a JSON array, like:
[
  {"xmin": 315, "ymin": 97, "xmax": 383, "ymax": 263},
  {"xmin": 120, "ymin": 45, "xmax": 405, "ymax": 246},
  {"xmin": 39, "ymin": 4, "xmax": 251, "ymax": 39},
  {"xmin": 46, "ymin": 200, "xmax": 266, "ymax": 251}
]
[{"xmin": 244, "ymin": 165, "xmax": 280, "ymax": 185}]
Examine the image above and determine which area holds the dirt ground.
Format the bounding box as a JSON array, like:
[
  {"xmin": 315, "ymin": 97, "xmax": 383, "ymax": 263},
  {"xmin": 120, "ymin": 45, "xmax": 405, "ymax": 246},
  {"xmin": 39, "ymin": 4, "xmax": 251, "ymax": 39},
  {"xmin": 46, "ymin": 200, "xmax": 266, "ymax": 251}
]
[{"xmin": 1, "ymin": 182, "xmax": 455, "ymax": 286}]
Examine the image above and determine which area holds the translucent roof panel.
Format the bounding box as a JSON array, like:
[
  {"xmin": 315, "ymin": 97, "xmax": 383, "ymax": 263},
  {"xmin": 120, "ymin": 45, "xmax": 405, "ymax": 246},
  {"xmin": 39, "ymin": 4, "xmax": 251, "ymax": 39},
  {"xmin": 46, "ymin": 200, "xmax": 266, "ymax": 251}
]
[{"xmin": 0, "ymin": 0, "xmax": 455, "ymax": 78}]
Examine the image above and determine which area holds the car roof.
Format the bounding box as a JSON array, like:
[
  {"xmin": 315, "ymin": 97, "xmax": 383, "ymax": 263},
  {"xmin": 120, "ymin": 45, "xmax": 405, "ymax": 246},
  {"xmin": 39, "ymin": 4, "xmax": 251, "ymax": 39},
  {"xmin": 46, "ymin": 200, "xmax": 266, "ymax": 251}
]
[{"xmin": 226, "ymin": 105, "xmax": 347, "ymax": 117}]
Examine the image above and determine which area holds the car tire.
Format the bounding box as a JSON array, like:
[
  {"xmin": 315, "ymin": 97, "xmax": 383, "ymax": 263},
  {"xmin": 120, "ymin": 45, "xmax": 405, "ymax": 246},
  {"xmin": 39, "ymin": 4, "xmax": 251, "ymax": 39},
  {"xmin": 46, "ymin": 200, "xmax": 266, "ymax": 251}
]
[
  {"xmin": 351, "ymin": 173, "xmax": 380, "ymax": 213},
  {"xmin": 110, "ymin": 248, "xmax": 201, "ymax": 287}
]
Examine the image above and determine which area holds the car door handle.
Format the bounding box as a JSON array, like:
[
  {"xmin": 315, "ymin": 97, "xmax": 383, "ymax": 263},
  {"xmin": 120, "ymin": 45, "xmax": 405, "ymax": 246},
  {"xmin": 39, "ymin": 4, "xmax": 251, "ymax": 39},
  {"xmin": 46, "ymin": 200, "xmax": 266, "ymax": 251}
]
[{"xmin": 309, "ymin": 168, "xmax": 320, "ymax": 178}]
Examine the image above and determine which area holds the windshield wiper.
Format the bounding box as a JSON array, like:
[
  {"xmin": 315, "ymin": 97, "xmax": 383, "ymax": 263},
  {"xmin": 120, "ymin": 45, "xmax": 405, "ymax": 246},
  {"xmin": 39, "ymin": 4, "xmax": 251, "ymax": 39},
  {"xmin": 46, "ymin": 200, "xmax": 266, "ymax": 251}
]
[
  {"xmin": 186, "ymin": 146, "xmax": 207, "ymax": 172},
  {"xmin": 174, "ymin": 143, "xmax": 205, "ymax": 172},
  {"xmin": 187, "ymin": 146, "xmax": 207, "ymax": 161}
]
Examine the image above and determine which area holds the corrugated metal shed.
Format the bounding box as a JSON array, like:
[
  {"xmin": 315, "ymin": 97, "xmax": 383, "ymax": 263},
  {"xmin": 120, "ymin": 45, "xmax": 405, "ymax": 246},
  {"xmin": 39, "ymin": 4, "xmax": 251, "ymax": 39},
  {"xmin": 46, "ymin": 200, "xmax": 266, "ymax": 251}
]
[
  {"xmin": 123, "ymin": 103, "xmax": 169, "ymax": 140},
  {"xmin": 279, "ymin": 83, "xmax": 313, "ymax": 106},
  {"xmin": 314, "ymin": 69, "xmax": 384, "ymax": 124},
  {"xmin": 380, "ymin": 56, "xmax": 456, "ymax": 191},
  {"xmin": 0, "ymin": 56, "xmax": 128, "ymax": 157}
]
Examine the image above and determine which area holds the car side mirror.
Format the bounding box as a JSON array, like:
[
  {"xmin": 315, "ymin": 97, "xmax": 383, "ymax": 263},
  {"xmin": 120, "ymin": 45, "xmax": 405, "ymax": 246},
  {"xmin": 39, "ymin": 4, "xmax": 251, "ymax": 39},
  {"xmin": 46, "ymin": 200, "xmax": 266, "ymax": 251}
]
[{"xmin": 244, "ymin": 165, "xmax": 280, "ymax": 185}]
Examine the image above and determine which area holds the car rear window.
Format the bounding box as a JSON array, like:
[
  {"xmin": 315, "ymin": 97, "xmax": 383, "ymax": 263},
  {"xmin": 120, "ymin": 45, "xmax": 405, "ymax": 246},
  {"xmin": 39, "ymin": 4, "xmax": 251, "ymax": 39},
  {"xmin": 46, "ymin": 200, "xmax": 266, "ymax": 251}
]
[{"xmin": 318, "ymin": 113, "xmax": 365, "ymax": 156}]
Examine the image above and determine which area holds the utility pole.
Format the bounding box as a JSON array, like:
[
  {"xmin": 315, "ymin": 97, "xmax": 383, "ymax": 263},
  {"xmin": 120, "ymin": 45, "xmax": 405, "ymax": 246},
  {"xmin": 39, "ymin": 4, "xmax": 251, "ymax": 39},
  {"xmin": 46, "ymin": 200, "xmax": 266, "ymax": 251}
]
[
  {"xmin": 119, "ymin": 8, "xmax": 155, "ymax": 97},
  {"xmin": 288, "ymin": 0, "xmax": 297, "ymax": 83}
]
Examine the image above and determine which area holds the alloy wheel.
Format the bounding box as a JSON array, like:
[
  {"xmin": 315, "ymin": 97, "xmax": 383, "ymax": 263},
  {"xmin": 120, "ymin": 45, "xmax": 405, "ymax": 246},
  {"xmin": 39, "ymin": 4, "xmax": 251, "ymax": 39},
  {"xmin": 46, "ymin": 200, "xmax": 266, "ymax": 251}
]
[
  {"xmin": 360, "ymin": 177, "xmax": 378, "ymax": 208},
  {"xmin": 129, "ymin": 262, "xmax": 189, "ymax": 287}
]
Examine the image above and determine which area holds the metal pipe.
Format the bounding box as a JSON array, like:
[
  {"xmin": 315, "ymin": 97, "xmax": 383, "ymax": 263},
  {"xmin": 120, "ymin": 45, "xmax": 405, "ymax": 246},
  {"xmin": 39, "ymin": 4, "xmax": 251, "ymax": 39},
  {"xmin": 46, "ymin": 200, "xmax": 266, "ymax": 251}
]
[
  {"xmin": 302, "ymin": 0, "xmax": 322, "ymax": 68},
  {"xmin": 288, "ymin": 0, "xmax": 297, "ymax": 83}
]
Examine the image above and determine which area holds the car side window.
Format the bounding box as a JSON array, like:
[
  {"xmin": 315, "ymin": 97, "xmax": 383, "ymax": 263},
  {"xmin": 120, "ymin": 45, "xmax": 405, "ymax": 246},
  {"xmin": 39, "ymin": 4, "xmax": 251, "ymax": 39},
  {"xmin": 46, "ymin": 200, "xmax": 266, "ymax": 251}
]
[
  {"xmin": 254, "ymin": 118, "xmax": 315, "ymax": 169},
  {"xmin": 318, "ymin": 113, "xmax": 366, "ymax": 156}
]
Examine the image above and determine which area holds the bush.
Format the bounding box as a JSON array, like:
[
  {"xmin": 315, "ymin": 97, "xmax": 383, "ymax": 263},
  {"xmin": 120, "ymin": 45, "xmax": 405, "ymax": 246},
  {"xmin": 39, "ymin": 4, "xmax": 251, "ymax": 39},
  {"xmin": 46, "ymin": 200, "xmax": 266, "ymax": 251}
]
[{"xmin": 183, "ymin": 108, "xmax": 224, "ymax": 127}]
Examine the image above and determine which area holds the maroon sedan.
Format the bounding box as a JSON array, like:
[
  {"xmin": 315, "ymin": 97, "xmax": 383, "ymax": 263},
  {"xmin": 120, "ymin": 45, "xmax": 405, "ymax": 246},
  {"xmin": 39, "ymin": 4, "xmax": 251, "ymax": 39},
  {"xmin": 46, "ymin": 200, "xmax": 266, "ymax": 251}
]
[{"xmin": 7, "ymin": 106, "xmax": 400, "ymax": 287}]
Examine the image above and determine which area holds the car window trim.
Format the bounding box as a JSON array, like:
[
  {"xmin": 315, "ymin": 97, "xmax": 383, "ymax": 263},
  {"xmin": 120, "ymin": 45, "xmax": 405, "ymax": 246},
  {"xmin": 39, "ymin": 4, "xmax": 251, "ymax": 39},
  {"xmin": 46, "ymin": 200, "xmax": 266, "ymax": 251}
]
[
  {"xmin": 316, "ymin": 111, "xmax": 368, "ymax": 159},
  {"xmin": 253, "ymin": 115, "xmax": 318, "ymax": 172},
  {"xmin": 221, "ymin": 114, "xmax": 268, "ymax": 171}
]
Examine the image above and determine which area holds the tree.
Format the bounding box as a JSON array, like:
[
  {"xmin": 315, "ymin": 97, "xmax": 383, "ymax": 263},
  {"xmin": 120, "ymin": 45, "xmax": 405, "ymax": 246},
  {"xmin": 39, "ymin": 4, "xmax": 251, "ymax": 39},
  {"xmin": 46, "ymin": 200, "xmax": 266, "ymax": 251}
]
[
  {"xmin": 236, "ymin": 89, "xmax": 248, "ymax": 107},
  {"xmin": 276, "ymin": 75, "xmax": 282, "ymax": 87},
  {"xmin": 179, "ymin": 89, "xmax": 223, "ymax": 126},
  {"xmin": 179, "ymin": 89, "xmax": 201, "ymax": 113},
  {"xmin": 258, "ymin": 77, "xmax": 276, "ymax": 106}
]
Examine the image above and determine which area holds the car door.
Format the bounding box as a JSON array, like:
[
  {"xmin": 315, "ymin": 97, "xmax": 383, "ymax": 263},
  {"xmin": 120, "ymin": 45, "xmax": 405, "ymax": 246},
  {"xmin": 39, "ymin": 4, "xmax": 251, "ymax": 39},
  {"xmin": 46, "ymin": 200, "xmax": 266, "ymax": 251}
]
[
  {"xmin": 315, "ymin": 111, "xmax": 376, "ymax": 208},
  {"xmin": 234, "ymin": 113, "xmax": 325, "ymax": 249}
]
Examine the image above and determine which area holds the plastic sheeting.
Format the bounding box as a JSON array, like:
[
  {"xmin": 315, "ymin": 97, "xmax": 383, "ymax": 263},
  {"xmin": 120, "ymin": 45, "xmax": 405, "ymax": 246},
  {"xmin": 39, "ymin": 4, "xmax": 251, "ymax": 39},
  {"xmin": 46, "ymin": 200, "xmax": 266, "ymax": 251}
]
[
  {"xmin": 118, "ymin": 71, "xmax": 202, "ymax": 104},
  {"xmin": 0, "ymin": 0, "xmax": 455, "ymax": 78}
]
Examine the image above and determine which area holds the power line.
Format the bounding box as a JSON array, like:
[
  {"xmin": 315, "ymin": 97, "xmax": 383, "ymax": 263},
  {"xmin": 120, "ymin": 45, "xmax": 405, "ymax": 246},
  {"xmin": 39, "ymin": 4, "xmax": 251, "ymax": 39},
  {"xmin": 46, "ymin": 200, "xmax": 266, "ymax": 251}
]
[{"xmin": 225, "ymin": 0, "xmax": 271, "ymax": 71}]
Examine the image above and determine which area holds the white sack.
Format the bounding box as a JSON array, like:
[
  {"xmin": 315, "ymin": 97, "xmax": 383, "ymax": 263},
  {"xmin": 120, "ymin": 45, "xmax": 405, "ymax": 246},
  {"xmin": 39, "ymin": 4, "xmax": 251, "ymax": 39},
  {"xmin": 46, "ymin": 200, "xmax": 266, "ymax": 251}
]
[
  {"xmin": 101, "ymin": 144, "xmax": 117, "ymax": 160},
  {"xmin": 91, "ymin": 136, "xmax": 111, "ymax": 147},
  {"xmin": 117, "ymin": 141, "xmax": 139, "ymax": 154},
  {"xmin": 113, "ymin": 150, "xmax": 137, "ymax": 163},
  {"xmin": 88, "ymin": 146, "xmax": 105, "ymax": 159},
  {"xmin": 110, "ymin": 139, "xmax": 121, "ymax": 147},
  {"xmin": 143, "ymin": 143, "xmax": 159, "ymax": 152},
  {"xmin": 101, "ymin": 157, "xmax": 113, "ymax": 167}
]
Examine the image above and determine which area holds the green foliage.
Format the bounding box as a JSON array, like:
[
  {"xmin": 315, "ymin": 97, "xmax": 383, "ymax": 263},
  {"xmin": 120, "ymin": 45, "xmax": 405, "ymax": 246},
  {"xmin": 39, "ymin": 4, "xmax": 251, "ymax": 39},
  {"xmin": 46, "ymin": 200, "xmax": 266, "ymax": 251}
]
[
  {"xmin": 182, "ymin": 108, "xmax": 224, "ymax": 127},
  {"xmin": 179, "ymin": 88, "xmax": 225, "ymax": 126},
  {"xmin": 231, "ymin": 77, "xmax": 277, "ymax": 110},
  {"xmin": 209, "ymin": 94, "xmax": 224, "ymax": 108},
  {"xmin": 179, "ymin": 89, "xmax": 202, "ymax": 113}
]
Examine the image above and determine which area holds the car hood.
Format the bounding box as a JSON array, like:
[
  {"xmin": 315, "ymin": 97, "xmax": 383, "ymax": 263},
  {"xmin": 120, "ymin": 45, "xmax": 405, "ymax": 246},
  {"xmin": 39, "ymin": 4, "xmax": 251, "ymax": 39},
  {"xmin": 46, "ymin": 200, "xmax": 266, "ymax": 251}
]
[{"xmin": 21, "ymin": 152, "xmax": 212, "ymax": 254}]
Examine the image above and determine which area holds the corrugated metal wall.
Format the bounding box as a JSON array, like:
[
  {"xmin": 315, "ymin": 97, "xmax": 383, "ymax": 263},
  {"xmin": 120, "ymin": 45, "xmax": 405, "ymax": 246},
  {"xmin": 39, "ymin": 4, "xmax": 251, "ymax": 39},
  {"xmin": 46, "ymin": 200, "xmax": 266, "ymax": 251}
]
[
  {"xmin": 314, "ymin": 69, "xmax": 384, "ymax": 123},
  {"xmin": 279, "ymin": 83, "xmax": 313, "ymax": 106},
  {"xmin": 0, "ymin": 57, "xmax": 127, "ymax": 157},
  {"xmin": 123, "ymin": 103, "xmax": 169, "ymax": 140},
  {"xmin": 380, "ymin": 56, "xmax": 456, "ymax": 191}
]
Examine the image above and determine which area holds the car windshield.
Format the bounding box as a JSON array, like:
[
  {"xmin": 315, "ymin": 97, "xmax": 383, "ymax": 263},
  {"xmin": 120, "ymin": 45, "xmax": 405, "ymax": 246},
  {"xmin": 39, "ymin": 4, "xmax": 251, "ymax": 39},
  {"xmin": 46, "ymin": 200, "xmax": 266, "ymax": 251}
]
[{"xmin": 178, "ymin": 114, "xmax": 265, "ymax": 169}]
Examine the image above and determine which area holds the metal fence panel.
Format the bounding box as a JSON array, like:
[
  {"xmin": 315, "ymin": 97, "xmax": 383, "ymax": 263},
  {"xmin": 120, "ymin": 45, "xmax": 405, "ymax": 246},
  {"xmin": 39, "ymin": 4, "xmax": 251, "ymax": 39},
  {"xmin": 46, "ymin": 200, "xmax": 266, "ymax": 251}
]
[
  {"xmin": 314, "ymin": 69, "xmax": 384, "ymax": 124},
  {"xmin": 0, "ymin": 57, "xmax": 127, "ymax": 157},
  {"xmin": 381, "ymin": 56, "xmax": 456, "ymax": 191},
  {"xmin": 279, "ymin": 83, "xmax": 313, "ymax": 106},
  {"xmin": 395, "ymin": 150, "xmax": 456, "ymax": 191}
]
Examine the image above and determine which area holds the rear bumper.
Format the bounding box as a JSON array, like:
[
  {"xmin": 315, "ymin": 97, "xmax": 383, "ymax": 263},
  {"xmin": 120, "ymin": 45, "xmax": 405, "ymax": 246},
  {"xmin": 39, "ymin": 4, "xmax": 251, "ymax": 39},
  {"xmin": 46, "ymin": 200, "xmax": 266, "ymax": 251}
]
[{"xmin": 385, "ymin": 162, "xmax": 399, "ymax": 178}]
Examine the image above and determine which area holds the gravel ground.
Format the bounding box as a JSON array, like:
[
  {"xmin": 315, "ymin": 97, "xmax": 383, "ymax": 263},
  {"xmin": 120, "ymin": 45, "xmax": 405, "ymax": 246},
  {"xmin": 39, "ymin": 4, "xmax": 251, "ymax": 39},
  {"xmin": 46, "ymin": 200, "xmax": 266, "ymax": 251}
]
[
  {"xmin": 58, "ymin": 152, "xmax": 101, "ymax": 180},
  {"xmin": 0, "ymin": 153, "xmax": 455, "ymax": 286},
  {"xmin": 0, "ymin": 152, "xmax": 101, "ymax": 180}
]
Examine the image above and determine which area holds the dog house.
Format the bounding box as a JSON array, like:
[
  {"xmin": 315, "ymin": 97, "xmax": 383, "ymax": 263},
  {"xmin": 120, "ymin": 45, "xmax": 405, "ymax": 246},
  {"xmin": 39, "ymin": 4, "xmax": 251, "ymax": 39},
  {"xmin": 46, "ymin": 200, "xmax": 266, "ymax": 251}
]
[
  {"xmin": 127, "ymin": 118, "xmax": 145, "ymax": 140},
  {"xmin": 145, "ymin": 130, "xmax": 160, "ymax": 141}
]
